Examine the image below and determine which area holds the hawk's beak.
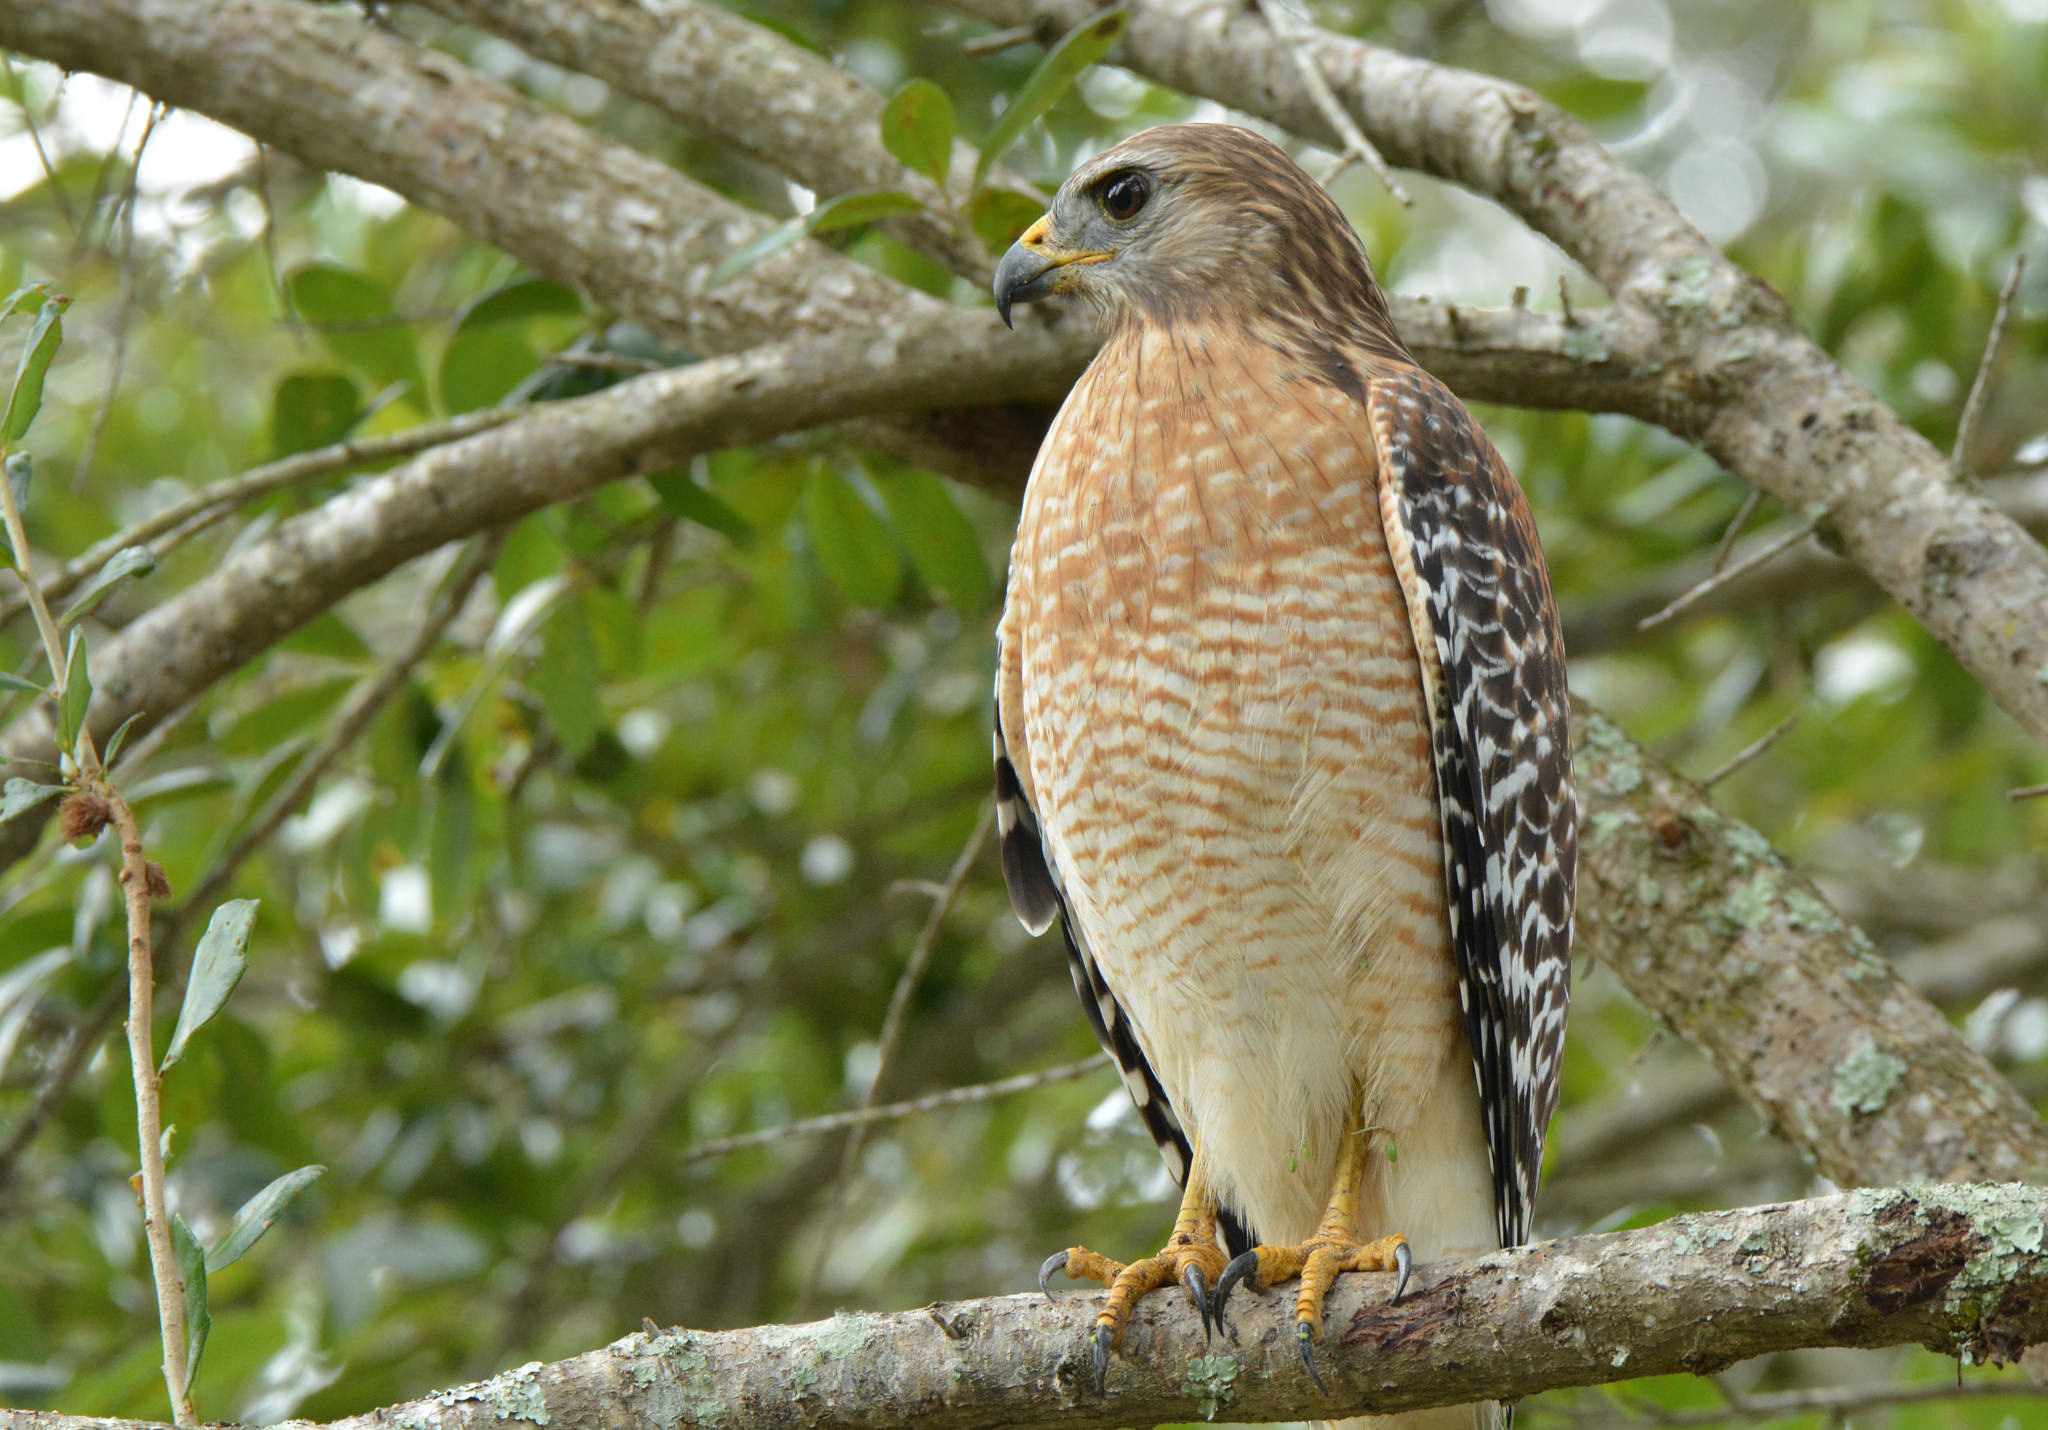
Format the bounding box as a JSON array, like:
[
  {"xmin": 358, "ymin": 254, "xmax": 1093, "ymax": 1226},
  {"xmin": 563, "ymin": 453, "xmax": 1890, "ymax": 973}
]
[{"xmin": 994, "ymin": 216, "xmax": 1111, "ymax": 329}]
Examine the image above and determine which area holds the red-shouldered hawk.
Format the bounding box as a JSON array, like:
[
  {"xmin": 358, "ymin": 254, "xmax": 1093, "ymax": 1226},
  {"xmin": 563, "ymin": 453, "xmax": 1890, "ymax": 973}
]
[{"xmin": 991, "ymin": 124, "xmax": 1576, "ymax": 1423}]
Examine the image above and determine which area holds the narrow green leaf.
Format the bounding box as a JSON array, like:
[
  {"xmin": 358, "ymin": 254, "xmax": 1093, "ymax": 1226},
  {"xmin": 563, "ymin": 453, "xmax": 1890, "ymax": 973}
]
[
  {"xmin": 170, "ymin": 1213, "xmax": 211, "ymax": 1396},
  {"xmin": 647, "ymin": 470, "xmax": 755, "ymax": 543},
  {"xmin": 804, "ymin": 466, "xmax": 902, "ymax": 608},
  {"xmin": 60, "ymin": 547, "xmax": 155, "ymax": 627},
  {"xmin": 0, "ymin": 671, "xmax": 49, "ymax": 696},
  {"xmin": 58, "ymin": 628, "xmax": 90, "ymax": 758},
  {"xmin": 805, "ymin": 189, "xmax": 927, "ymax": 234},
  {"xmin": 709, "ymin": 191, "xmax": 927, "ymax": 288},
  {"xmin": 882, "ymin": 79, "xmax": 957, "ymax": 187},
  {"xmin": 160, "ymin": 900, "xmax": 258, "ymax": 1072},
  {"xmin": 206, "ymin": 1164, "xmax": 326, "ymax": 1271},
  {"xmin": 974, "ymin": 9, "xmax": 1128, "ymax": 189},
  {"xmin": 0, "ymin": 281, "xmax": 51, "ymax": 319},
  {"xmin": 3, "ymin": 295, "xmax": 69, "ymax": 444},
  {"xmin": 270, "ymin": 371, "xmax": 360, "ymax": 458},
  {"xmin": 101, "ymin": 712, "xmax": 145, "ymax": 769},
  {"xmin": 871, "ymin": 465, "xmax": 992, "ymax": 612},
  {"xmin": 0, "ymin": 778, "xmax": 64, "ymax": 822},
  {"xmin": 534, "ymin": 596, "xmax": 606, "ymax": 762},
  {"xmin": 709, "ymin": 220, "xmax": 809, "ymax": 290}
]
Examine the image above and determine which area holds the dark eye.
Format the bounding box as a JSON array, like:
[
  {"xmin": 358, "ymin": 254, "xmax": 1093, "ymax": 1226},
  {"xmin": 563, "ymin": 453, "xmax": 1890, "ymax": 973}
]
[{"xmin": 1100, "ymin": 172, "xmax": 1151, "ymax": 222}]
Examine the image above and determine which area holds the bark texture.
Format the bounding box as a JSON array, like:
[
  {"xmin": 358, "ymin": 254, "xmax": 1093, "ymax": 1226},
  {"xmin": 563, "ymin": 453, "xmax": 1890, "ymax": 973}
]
[{"xmin": 4, "ymin": 1185, "xmax": 2047, "ymax": 1430}]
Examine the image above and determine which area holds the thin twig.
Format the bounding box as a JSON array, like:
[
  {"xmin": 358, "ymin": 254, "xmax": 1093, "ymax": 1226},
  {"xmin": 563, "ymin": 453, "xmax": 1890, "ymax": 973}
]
[
  {"xmin": 74, "ymin": 102, "xmax": 165, "ymax": 492},
  {"xmin": 1711, "ymin": 487, "xmax": 1765, "ymax": 572},
  {"xmin": 1253, "ymin": 0, "xmax": 1411, "ymax": 204},
  {"xmin": 0, "ymin": 538, "xmax": 497, "ymax": 1214},
  {"xmin": 799, "ymin": 806, "xmax": 993, "ymax": 1307},
  {"xmin": 1637, "ymin": 515, "xmax": 1822, "ymax": 632},
  {"xmin": 0, "ymin": 409, "xmax": 518, "ymax": 630},
  {"xmin": 2008, "ymin": 782, "xmax": 2048, "ymax": 803},
  {"xmin": 1698, "ymin": 711, "xmax": 1798, "ymax": 789},
  {"xmin": 680, "ymin": 1056, "xmax": 1111, "ymax": 1168},
  {"xmin": 1953, "ymin": 253, "xmax": 2027, "ymax": 473},
  {"xmin": 105, "ymin": 786, "xmax": 193, "ymax": 1425},
  {"xmin": 181, "ymin": 533, "xmax": 502, "ymax": 918},
  {"xmin": 2, "ymin": 56, "xmax": 78, "ymax": 238}
]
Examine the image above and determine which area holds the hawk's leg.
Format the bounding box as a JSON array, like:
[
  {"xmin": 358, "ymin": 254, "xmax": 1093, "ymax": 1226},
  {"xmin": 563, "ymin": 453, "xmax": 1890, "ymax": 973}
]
[
  {"xmin": 1210, "ymin": 1125, "xmax": 1411, "ymax": 1391},
  {"xmin": 1039, "ymin": 1138, "xmax": 1229, "ymax": 1389}
]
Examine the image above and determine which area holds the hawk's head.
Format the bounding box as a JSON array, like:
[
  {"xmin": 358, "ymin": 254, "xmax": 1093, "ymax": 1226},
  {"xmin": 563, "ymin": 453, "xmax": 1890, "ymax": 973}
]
[{"xmin": 992, "ymin": 123, "xmax": 1394, "ymax": 340}]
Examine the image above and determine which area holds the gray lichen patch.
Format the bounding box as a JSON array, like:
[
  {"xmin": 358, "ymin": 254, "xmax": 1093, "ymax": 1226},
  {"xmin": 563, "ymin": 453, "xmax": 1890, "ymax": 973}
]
[
  {"xmin": 1831, "ymin": 1035, "xmax": 1907, "ymax": 1116},
  {"xmin": 390, "ymin": 1362, "xmax": 553, "ymax": 1428},
  {"xmin": 1181, "ymin": 1354, "xmax": 1239, "ymax": 1420},
  {"xmin": 1781, "ymin": 886, "xmax": 1841, "ymax": 934},
  {"xmin": 1721, "ymin": 871, "xmax": 1779, "ymax": 931}
]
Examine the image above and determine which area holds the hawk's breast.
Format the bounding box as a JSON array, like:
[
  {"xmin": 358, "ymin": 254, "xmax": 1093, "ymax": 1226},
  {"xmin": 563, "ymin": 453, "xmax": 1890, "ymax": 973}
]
[{"xmin": 999, "ymin": 321, "xmax": 1464, "ymax": 1240}]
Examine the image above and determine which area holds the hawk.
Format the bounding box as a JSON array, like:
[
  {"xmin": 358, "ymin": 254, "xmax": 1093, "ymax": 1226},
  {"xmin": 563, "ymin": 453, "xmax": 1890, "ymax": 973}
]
[{"xmin": 990, "ymin": 124, "xmax": 1577, "ymax": 1418}]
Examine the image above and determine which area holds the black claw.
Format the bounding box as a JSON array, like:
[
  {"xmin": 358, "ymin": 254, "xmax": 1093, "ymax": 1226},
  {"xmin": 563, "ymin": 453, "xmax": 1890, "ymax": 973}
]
[
  {"xmin": 1092, "ymin": 1323, "xmax": 1113, "ymax": 1392},
  {"xmin": 1182, "ymin": 1262, "xmax": 1213, "ymax": 1341},
  {"xmin": 1211, "ymin": 1248, "xmax": 1261, "ymax": 1339},
  {"xmin": 1392, "ymin": 1241, "xmax": 1413, "ymax": 1304},
  {"xmin": 1039, "ymin": 1250, "xmax": 1070, "ymax": 1299},
  {"xmin": 1296, "ymin": 1322, "xmax": 1328, "ymax": 1394}
]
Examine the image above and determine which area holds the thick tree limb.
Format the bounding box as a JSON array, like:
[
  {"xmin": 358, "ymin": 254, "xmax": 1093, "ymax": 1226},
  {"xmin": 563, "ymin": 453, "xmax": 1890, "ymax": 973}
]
[
  {"xmin": 949, "ymin": 0, "xmax": 2048, "ymax": 745},
  {"xmin": 0, "ymin": 0, "xmax": 1668, "ymax": 499},
  {"xmin": 416, "ymin": 0, "xmax": 1029, "ymax": 285},
  {"xmin": 1570, "ymin": 703, "xmax": 2048, "ymax": 1187},
  {"xmin": 5, "ymin": 1184, "xmax": 2047, "ymax": 1429}
]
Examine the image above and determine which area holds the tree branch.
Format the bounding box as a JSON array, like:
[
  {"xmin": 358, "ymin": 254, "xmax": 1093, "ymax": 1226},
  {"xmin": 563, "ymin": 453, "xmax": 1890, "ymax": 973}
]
[
  {"xmin": 6, "ymin": 1183, "xmax": 2047, "ymax": 1430},
  {"xmin": 1570, "ymin": 702, "xmax": 2048, "ymax": 1187}
]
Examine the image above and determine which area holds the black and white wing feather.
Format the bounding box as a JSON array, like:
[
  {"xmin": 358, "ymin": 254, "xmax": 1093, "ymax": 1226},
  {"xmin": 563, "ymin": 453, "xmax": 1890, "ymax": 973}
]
[{"xmin": 1368, "ymin": 367, "xmax": 1577, "ymax": 1251}]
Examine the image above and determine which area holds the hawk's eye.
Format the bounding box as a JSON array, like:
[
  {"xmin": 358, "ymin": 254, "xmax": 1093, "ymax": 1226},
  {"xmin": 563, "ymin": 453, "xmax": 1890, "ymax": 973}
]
[{"xmin": 1100, "ymin": 173, "xmax": 1151, "ymax": 222}]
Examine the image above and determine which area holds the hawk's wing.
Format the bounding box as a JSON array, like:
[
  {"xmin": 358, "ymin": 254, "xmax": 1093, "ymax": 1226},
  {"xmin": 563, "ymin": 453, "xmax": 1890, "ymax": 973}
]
[
  {"xmin": 1367, "ymin": 365, "xmax": 1577, "ymax": 1250},
  {"xmin": 994, "ymin": 704, "xmax": 1255, "ymax": 1256}
]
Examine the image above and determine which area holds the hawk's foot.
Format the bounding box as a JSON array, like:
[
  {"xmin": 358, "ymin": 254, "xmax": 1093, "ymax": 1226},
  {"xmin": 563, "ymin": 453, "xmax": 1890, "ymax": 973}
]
[
  {"xmin": 1039, "ymin": 1222, "xmax": 1229, "ymax": 1389},
  {"xmin": 1210, "ymin": 1229, "xmax": 1410, "ymax": 1391}
]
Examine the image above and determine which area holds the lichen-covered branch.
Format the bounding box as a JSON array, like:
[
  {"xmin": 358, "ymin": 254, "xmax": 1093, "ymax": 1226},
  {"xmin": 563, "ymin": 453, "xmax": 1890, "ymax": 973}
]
[
  {"xmin": 4, "ymin": 1183, "xmax": 2046, "ymax": 1430},
  {"xmin": 1570, "ymin": 703, "xmax": 2048, "ymax": 1187},
  {"xmin": 949, "ymin": 0, "xmax": 2048, "ymax": 745}
]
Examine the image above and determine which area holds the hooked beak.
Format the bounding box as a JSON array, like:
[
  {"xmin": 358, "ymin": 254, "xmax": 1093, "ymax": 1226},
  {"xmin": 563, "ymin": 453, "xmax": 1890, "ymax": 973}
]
[{"xmin": 993, "ymin": 216, "xmax": 1111, "ymax": 329}]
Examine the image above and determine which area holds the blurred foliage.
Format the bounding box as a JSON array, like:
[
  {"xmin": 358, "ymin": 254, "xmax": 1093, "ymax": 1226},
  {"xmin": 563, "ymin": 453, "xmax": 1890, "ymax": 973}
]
[{"xmin": 0, "ymin": 2, "xmax": 2046, "ymax": 1428}]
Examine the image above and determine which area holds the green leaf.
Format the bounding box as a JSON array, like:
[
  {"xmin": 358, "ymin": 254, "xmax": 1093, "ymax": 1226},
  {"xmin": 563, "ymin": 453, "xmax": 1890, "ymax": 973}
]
[
  {"xmin": 968, "ymin": 188, "xmax": 1047, "ymax": 253},
  {"xmin": 882, "ymin": 80, "xmax": 957, "ymax": 187},
  {"xmin": 0, "ymin": 281, "xmax": 51, "ymax": 319},
  {"xmin": 270, "ymin": 371, "xmax": 361, "ymax": 458},
  {"xmin": 0, "ymin": 778, "xmax": 64, "ymax": 822},
  {"xmin": 170, "ymin": 1212, "xmax": 211, "ymax": 1396},
  {"xmin": 804, "ymin": 466, "xmax": 902, "ymax": 608},
  {"xmin": 58, "ymin": 628, "xmax": 90, "ymax": 758},
  {"xmin": 974, "ymin": 9, "xmax": 1128, "ymax": 189},
  {"xmin": 206, "ymin": 1164, "xmax": 325, "ymax": 1271},
  {"xmin": 3, "ymin": 294, "xmax": 69, "ymax": 444},
  {"xmin": 101, "ymin": 712, "xmax": 145, "ymax": 769},
  {"xmin": 439, "ymin": 278, "xmax": 584, "ymax": 416},
  {"xmin": 535, "ymin": 595, "xmax": 606, "ymax": 762},
  {"xmin": 59, "ymin": 546, "xmax": 155, "ymax": 627},
  {"xmin": 0, "ymin": 670, "xmax": 49, "ymax": 696},
  {"xmin": 284, "ymin": 264, "xmax": 425, "ymax": 401},
  {"xmin": 709, "ymin": 191, "xmax": 927, "ymax": 288},
  {"xmin": 160, "ymin": 899, "xmax": 258, "ymax": 1072},
  {"xmin": 871, "ymin": 465, "xmax": 991, "ymax": 612},
  {"xmin": 647, "ymin": 469, "xmax": 754, "ymax": 543}
]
